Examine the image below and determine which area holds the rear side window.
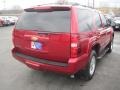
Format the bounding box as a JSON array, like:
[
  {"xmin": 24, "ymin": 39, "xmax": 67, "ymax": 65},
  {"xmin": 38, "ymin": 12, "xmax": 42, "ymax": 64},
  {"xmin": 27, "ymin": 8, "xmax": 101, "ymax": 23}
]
[
  {"xmin": 77, "ymin": 9, "xmax": 94, "ymax": 32},
  {"xmin": 16, "ymin": 10, "xmax": 70, "ymax": 32},
  {"xmin": 100, "ymin": 14, "xmax": 108, "ymax": 27},
  {"xmin": 94, "ymin": 12, "xmax": 102, "ymax": 28}
]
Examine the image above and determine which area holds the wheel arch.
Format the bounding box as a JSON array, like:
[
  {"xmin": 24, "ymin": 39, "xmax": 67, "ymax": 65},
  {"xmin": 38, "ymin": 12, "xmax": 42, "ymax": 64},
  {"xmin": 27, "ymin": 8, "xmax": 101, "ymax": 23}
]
[
  {"xmin": 87, "ymin": 39, "xmax": 101, "ymax": 57},
  {"xmin": 91, "ymin": 43, "xmax": 100, "ymax": 57}
]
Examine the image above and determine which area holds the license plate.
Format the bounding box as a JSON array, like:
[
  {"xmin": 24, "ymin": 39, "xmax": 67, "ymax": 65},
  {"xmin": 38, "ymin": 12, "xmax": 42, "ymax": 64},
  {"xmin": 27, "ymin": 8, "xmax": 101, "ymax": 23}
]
[{"xmin": 31, "ymin": 41, "xmax": 42, "ymax": 49}]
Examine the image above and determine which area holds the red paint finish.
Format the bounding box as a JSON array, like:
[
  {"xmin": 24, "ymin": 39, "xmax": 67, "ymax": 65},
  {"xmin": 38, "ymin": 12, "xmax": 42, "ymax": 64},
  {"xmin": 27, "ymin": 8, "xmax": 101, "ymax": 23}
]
[{"xmin": 12, "ymin": 5, "xmax": 114, "ymax": 75}]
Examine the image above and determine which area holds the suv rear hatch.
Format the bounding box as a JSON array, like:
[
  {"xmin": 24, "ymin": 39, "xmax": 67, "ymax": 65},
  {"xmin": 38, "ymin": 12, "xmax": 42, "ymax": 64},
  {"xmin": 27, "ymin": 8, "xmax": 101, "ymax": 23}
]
[{"xmin": 13, "ymin": 6, "xmax": 71, "ymax": 63}]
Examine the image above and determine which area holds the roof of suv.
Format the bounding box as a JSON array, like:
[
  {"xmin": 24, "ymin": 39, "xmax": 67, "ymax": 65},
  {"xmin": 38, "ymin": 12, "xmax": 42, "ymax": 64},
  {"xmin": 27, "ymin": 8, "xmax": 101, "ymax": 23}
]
[{"xmin": 25, "ymin": 3, "xmax": 97, "ymax": 12}]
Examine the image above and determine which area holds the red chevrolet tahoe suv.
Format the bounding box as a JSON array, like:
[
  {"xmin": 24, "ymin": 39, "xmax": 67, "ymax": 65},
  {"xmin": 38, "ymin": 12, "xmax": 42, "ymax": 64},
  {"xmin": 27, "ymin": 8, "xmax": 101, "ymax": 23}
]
[{"xmin": 12, "ymin": 4, "xmax": 114, "ymax": 80}]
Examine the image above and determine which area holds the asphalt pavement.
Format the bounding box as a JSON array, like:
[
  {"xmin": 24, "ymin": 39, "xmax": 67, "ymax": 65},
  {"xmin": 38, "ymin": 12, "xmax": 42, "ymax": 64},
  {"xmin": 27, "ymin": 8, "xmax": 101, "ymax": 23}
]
[{"xmin": 0, "ymin": 26, "xmax": 120, "ymax": 90}]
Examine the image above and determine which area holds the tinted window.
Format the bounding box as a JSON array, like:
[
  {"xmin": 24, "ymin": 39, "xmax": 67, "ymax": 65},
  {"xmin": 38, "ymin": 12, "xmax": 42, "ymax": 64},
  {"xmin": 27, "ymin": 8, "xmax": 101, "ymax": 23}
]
[
  {"xmin": 16, "ymin": 11, "xmax": 70, "ymax": 32},
  {"xmin": 94, "ymin": 12, "xmax": 102, "ymax": 28},
  {"xmin": 100, "ymin": 14, "xmax": 107, "ymax": 27},
  {"xmin": 77, "ymin": 9, "xmax": 94, "ymax": 32}
]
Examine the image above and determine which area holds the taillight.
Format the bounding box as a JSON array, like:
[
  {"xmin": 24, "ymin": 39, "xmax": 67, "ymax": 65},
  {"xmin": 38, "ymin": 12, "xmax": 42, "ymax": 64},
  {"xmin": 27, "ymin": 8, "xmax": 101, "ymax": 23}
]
[{"xmin": 70, "ymin": 34, "xmax": 80, "ymax": 58}]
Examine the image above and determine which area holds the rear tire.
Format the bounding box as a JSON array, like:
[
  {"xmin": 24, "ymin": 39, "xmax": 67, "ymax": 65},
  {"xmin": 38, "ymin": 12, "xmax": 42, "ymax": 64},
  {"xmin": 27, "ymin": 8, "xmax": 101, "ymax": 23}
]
[
  {"xmin": 108, "ymin": 39, "xmax": 113, "ymax": 53},
  {"xmin": 83, "ymin": 50, "xmax": 97, "ymax": 80}
]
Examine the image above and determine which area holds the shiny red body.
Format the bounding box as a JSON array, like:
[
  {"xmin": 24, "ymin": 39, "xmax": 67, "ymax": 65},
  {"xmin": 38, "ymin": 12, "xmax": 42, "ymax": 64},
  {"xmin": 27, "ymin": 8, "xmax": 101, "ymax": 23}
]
[{"xmin": 12, "ymin": 5, "xmax": 114, "ymax": 75}]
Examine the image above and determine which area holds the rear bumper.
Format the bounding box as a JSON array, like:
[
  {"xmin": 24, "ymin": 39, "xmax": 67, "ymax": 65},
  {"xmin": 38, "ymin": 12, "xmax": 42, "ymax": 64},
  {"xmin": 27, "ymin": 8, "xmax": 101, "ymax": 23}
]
[{"xmin": 12, "ymin": 48, "xmax": 88, "ymax": 75}]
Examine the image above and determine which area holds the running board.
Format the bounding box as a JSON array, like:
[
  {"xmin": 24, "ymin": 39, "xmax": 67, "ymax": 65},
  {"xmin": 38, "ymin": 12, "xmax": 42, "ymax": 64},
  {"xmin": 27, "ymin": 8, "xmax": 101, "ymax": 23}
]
[{"xmin": 97, "ymin": 48, "xmax": 109, "ymax": 60}]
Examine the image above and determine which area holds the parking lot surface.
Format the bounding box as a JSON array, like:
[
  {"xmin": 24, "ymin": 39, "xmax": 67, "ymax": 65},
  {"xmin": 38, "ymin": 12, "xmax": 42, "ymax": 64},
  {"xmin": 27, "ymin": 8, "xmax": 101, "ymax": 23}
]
[{"xmin": 0, "ymin": 26, "xmax": 120, "ymax": 90}]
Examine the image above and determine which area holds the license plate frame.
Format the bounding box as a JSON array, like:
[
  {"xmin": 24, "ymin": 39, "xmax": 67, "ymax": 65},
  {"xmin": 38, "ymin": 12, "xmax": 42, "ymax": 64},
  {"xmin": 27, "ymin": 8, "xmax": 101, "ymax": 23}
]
[{"xmin": 31, "ymin": 41, "xmax": 42, "ymax": 50}]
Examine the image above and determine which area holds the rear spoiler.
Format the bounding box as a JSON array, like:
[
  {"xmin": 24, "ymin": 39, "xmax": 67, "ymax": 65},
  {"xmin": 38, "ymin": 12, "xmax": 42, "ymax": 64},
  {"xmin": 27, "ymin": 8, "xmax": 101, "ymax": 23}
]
[{"xmin": 24, "ymin": 6, "xmax": 71, "ymax": 12}]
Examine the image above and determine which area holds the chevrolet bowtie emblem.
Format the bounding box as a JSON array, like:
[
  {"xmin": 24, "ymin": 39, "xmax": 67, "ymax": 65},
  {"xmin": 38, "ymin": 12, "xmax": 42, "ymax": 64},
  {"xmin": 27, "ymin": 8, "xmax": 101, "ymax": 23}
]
[{"xmin": 31, "ymin": 36, "xmax": 39, "ymax": 41}]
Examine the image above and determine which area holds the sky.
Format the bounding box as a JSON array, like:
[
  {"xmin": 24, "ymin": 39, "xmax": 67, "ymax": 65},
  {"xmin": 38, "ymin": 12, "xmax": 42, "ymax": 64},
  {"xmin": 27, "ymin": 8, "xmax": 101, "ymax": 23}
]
[{"xmin": 0, "ymin": 0, "xmax": 120, "ymax": 10}]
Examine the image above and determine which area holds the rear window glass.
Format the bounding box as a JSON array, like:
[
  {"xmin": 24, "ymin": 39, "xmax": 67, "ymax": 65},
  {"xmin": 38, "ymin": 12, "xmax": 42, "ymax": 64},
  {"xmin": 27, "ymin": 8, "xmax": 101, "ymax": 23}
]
[{"xmin": 16, "ymin": 10, "xmax": 70, "ymax": 32}]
